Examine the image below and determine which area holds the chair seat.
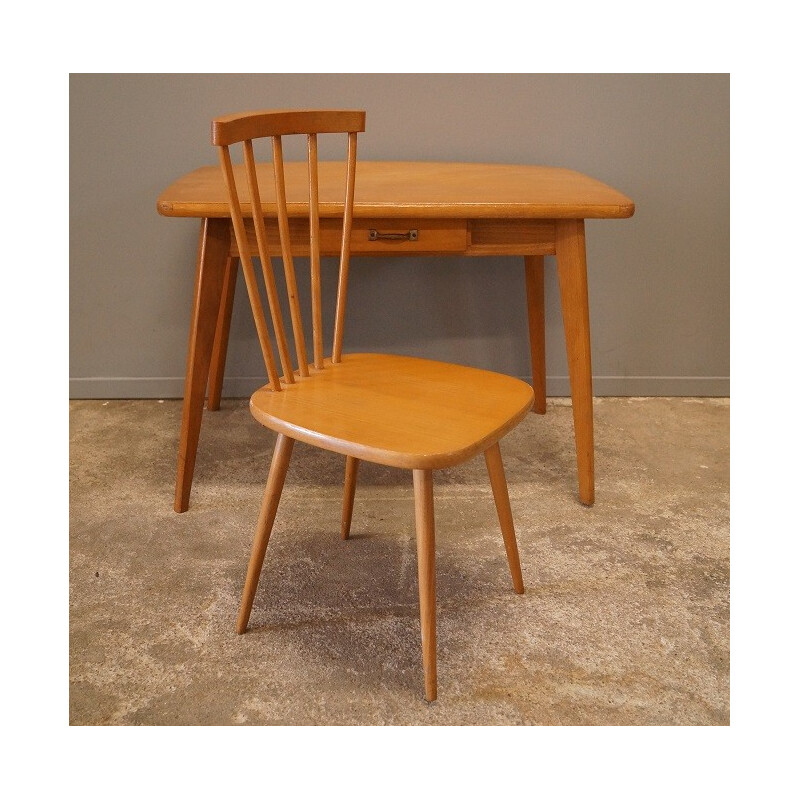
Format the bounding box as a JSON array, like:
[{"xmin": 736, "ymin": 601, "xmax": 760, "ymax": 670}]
[{"xmin": 250, "ymin": 353, "xmax": 534, "ymax": 469}]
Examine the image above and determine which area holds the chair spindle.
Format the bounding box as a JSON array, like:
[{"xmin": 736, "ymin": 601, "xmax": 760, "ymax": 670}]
[
  {"xmin": 272, "ymin": 136, "xmax": 309, "ymax": 377},
  {"xmin": 218, "ymin": 144, "xmax": 282, "ymax": 391},
  {"xmin": 307, "ymin": 133, "xmax": 324, "ymax": 370},
  {"xmin": 242, "ymin": 140, "xmax": 295, "ymax": 383},
  {"xmin": 332, "ymin": 131, "xmax": 358, "ymax": 364},
  {"xmin": 214, "ymin": 111, "xmax": 363, "ymax": 384}
]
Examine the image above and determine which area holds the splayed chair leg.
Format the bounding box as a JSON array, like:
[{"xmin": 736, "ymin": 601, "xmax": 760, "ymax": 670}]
[
  {"xmin": 341, "ymin": 456, "xmax": 360, "ymax": 540},
  {"xmin": 236, "ymin": 434, "xmax": 294, "ymax": 634},
  {"xmin": 484, "ymin": 442, "xmax": 525, "ymax": 594},
  {"xmin": 413, "ymin": 468, "xmax": 437, "ymax": 701}
]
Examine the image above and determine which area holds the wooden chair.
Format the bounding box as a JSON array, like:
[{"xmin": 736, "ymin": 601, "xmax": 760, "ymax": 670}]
[{"xmin": 213, "ymin": 109, "xmax": 534, "ymax": 701}]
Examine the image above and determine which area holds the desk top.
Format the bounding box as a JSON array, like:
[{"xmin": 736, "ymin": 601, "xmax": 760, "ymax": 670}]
[{"xmin": 157, "ymin": 161, "xmax": 634, "ymax": 221}]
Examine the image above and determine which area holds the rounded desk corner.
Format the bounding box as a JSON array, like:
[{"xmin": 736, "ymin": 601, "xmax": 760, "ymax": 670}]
[{"xmin": 157, "ymin": 200, "xmax": 174, "ymax": 216}]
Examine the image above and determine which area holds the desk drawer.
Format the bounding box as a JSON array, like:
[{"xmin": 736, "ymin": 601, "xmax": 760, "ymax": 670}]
[
  {"xmin": 348, "ymin": 219, "xmax": 467, "ymax": 254},
  {"xmin": 231, "ymin": 218, "xmax": 467, "ymax": 257}
]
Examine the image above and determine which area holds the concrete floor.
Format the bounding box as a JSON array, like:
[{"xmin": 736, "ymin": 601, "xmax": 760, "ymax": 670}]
[{"xmin": 69, "ymin": 396, "xmax": 729, "ymax": 725}]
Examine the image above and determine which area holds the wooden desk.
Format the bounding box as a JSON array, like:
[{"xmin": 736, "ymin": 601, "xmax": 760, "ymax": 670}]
[{"xmin": 157, "ymin": 161, "xmax": 634, "ymax": 512}]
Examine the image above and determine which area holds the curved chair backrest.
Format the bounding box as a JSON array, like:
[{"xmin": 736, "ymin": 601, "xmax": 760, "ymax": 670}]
[{"xmin": 212, "ymin": 109, "xmax": 366, "ymax": 391}]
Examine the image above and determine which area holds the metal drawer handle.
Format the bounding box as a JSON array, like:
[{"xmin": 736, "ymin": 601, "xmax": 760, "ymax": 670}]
[{"xmin": 368, "ymin": 229, "xmax": 418, "ymax": 242}]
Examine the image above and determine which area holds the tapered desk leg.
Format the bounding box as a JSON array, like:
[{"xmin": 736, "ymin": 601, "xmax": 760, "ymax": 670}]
[
  {"xmin": 524, "ymin": 255, "xmax": 547, "ymax": 414},
  {"xmin": 206, "ymin": 256, "xmax": 239, "ymax": 411},
  {"xmin": 174, "ymin": 218, "xmax": 232, "ymax": 513},
  {"xmin": 555, "ymin": 219, "xmax": 595, "ymax": 507}
]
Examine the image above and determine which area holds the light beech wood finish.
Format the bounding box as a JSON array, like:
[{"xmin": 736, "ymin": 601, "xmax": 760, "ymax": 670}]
[
  {"xmin": 212, "ymin": 109, "xmax": 366, "ymax": 146},
  {"xmin": 555, "ymin": 219, "xmax": 595, "ymax": 506},
  {"xmin": 484, "ymin": 443, "xmax": 525, "ymax": 594},
  {"xmin": 331, "ymin": 136, "xmax": 358, "ymax": 364},
  {"xmin": 214, "ymin": 111, "xmax": 533, "ymax": 700},
  {"xmin": 229, "ymin": 217, "xmax": 469, "ymax": 257},
  {"xmin": 158, "ymin": 161, "xmax": 634, "ymax": 220},
  {"xmin": 308, "ymin": 134, "xmax": 324, "ymax": 370},
  {"xmin": 173, "ymin": 218, "xmax": 230, "ymax": 513},
  {"xmin": 269, "ymin": 135, "xmax": 310, "ymax": 377},
  {"xmin": 206, "ymin": 256, "xmax": 238, "ymax": 411},
  {"xmin": 340, "ymin": 456, "xmax": 360, "ymax": 540},
  {"xmin": 218, "ymin": 145, "xmax": 283, "ymax": 390},
  {"xmin": 250, "ymin": 354, "xmax": 532, "ymax": 469},
  {"xmin": 162, "ymin": 160, "xmax": 633, "ymax": 513},
  {"xmin": 525, "ymin": 255, "xmax": 547, "ymax": 415},
  {"xmin": 236, "ymin": 434, "xmax": 294, "ymax": 635},
  {"xmin": 413, "ymin": 469, "xmax": 437, "ymax": 702}
]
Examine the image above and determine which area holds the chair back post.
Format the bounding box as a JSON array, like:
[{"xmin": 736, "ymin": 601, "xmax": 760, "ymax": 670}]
[{"xmin": 212, "ymin": 109, "xmax": 366, "ymax": 383}]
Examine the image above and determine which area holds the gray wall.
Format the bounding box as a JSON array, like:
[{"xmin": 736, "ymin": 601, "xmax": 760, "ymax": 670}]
[{"xmin": 69, "ymin": 74, "xmax": 729, "ymax": 398}]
